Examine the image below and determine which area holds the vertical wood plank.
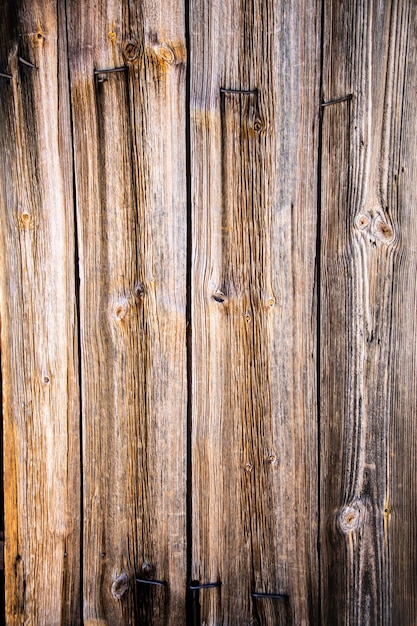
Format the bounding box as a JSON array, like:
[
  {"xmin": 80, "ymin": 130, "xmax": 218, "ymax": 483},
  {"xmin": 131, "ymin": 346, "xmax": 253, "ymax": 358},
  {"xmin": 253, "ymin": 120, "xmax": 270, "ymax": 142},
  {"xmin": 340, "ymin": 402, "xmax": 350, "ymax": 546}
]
[
  {"xmin": 68, "ymin": 1, "xmax": 187, "ymax": 623},
  {"xmin": 389, "ymin": 9, "xmax": 417, "ymax": 615},
  {"xmin": 321, "ymin": 1, "xmax": 417, "ymax": 622},
  {"xmin": 190, "ymin": 1, "xmax": 321, "ymax": 623},
  {"xmin": 0, "ymin": 1, "xmax": 81, "ymax": 623}
]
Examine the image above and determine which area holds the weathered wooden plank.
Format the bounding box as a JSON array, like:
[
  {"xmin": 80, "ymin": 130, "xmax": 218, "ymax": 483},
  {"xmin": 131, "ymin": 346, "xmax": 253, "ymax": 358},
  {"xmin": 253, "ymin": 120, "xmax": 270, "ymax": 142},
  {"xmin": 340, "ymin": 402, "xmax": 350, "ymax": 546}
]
[
  {"xmin": 0, "ymin": 1, "xmax": 81, "ymax": 623},
  {"xmin": 320, "ymin": 1, "xmax": 417, "ymax": 622},
  {"xmin": 190, "ymin": 1, "xmax": 321, "ymax": 623},
  {"xmin": 67, "ymin": 2, "xmax": 187, "ymax": 623}
]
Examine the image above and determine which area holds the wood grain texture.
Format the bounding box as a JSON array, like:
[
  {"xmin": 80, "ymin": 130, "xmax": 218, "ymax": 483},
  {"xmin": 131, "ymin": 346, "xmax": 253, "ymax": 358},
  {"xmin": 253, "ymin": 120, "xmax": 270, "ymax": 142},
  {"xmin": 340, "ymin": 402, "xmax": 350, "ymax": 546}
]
[
  {"xmin": 320, "ymin": 1, "xmax": 417, "ymax": 623},
  {"xmin": 2, "ymin": 2, "xmax": 417, "ymax": 623},
  {"xmin": 67, "ymin": 1, "xmax": 187, "ymax": 623},
  {"xmin": 0, "ymin": 1, "xmax": 81, "ymax": 623},
  {"xmin": 190, "ymin": 1, "xmax": 321, "ymax": 623}
]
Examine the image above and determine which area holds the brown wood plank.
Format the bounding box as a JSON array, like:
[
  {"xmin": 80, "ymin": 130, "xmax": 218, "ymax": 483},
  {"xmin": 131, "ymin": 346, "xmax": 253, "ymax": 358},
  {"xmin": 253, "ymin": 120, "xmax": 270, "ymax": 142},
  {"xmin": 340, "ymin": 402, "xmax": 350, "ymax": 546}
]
[
  {"xmin": 68, "ymin": 1, "xmax": 187, "ymax": 623},
  {"xmin": 190, "ymin": 1, "xmax": 321, "ymax": 623},
  {"xmin": 320, "ymin": 1, "xmax": 417, "ymax": 622},
  {"xmin": 0, "ymin": 1, "xmax": 81, "ymax": 623}
]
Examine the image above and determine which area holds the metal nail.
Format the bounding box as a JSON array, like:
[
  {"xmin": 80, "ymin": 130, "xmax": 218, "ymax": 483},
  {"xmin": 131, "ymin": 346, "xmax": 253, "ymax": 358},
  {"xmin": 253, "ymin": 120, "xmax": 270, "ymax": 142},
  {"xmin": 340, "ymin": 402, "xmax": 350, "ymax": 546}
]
[
  {"xmin": 18, "ymin": 57, "xmax": 36, "ymax": 69},
  {"xmin": 252, "ymin": 592, "xmax": 289, "ymax": 600},
  {"xmin": 321, "ymin": 94, "xmax": 353, "ymax": 107},
  {"xmin": 136, "ymin": 577, "xmax": 167, "ymax": 588},
  {"xmin": 220, "ymin": 87, "xmax": 258, "ymax": 95}
]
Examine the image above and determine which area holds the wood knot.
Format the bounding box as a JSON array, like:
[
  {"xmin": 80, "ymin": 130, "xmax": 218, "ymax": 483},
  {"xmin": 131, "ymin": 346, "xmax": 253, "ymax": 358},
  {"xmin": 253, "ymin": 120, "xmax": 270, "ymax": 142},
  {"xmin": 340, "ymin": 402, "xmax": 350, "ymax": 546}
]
[
  {"xmin": 356, "ymin": 213, "xmax": 371, "ymax": 230},
  {"xmin": 112, "ymin": 286, "xmax": 145, "ymax": 323},
  {"xmin": 123, "ymin": 40, "xmax": 140, "ymax": 63},
  {"xmin": 33, "ymin": 31, "xmax": 45, "ymax": 46},
  {"xmin": 148, "ymin": 40, "xmax": 186, "ymax": 71},
  {"xmin": 114, "ymin": 299, "xmax": 128, "ymax": 321},
  {"xmin": 252, "ymin": 117, "xmax": 265, "ymax": 134},
  {"xmin": 355, "ymin": 209, "xmax": 395, "ymax": 245},
  {"xmin": 153, "ymin": 43, "xmax": 175, "ymax": 65},
  {"xmin": 18, "ymin": 210, "xmax": 33, "ymax": 230},
  {"xmin": 111, "ymin": 571, "xmax": 130, "ymax": 599},
  {"xmin": 212, "ymin": 291, "xmax": 226, "ymax": 304},
  {"xmin": 375, "ymin": 218, "xmax": 394, "ymax": 242},
  {"xmin": 338, "ymin": 504, "xmax": 362, "ymax": 534},
  {"xmin": 141, "ymin": 561, "xmax": 154, "ymax": 577},
  {"xmin": 135, "ymin": 283, "xmax": 146, "ymax": 299}
]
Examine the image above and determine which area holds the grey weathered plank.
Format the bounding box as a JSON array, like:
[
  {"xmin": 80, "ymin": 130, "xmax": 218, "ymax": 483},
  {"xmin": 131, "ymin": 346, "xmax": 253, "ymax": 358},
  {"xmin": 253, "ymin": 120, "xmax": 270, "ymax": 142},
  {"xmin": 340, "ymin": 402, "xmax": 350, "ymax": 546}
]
[
  {"xmin": 320, "ymin": 1, "xmax": 417, "ymax": 622},
  {"xmin": 190, "ymin": 1, "xmax": 321, "ymax": 623},
  {"xmin": 0, "ymin": 1, "xmax": 81, "ymax": 623},
  {"xmin": 68, "ymin": 1, "xmax": 187, "ymax": 623}
]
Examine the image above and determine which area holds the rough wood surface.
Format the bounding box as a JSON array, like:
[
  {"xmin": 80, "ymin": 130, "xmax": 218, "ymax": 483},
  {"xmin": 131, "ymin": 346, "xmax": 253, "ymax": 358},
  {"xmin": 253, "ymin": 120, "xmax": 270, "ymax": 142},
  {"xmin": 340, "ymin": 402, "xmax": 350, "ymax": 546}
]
[
  {"xmin": 0, "ymin": 1, "xmax": 81, "ymax": 623},
  {"xmin": 68, "ymin": 1, "xmax": 187, "ymax": 624},
  {"xmin": 190, "ymin": 1, "xmax": 321, "ymax": 623},
  {"xmin": 320, "ymin": 1, "xmax": 417, "ymax": 623},
  {"xmin": 2, "ymin": 1, "xmax": 417, "ymax": 623}
]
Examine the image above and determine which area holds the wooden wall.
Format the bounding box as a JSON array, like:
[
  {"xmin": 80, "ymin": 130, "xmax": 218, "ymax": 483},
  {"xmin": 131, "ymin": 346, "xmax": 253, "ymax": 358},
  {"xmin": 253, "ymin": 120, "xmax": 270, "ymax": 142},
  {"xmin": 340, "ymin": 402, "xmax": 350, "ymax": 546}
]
[{"xmin": 0, "ymin": 1, "xmax": 416, "ymax": 624}]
